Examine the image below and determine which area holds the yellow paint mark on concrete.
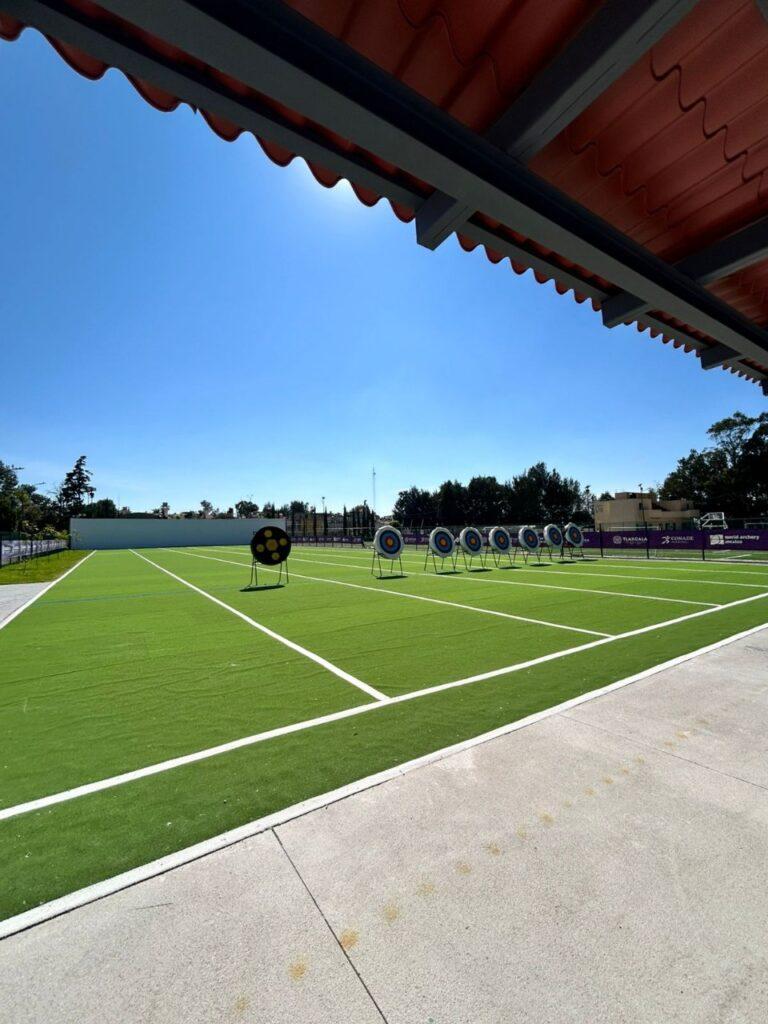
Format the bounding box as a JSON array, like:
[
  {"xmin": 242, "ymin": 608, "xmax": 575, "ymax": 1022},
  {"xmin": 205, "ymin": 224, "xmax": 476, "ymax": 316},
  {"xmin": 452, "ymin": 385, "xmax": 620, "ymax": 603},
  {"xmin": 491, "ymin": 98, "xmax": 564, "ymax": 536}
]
[
  {"xmin": 634, "ymin": 756, "xmax": 646, "ymax": 765},
  {"xmin": 563, "ymin": 800, "xmax": 573, "ymax": 808},
  {"xmin": 676, "ymin": 731, "xmax": 689, "ymax": 740},
  {"xmin": 516, "ymin": 826, "xmax": 528, "ymax": 840},
  {"xmin": 233, "ymin": 995, "xmax": 249, "ymax": 1016},
  {"xmin": 663, "ymin": 740, "xmax": 676, "ymax": 748},
  {"xmin": 539, "ymin": 812, "xmax": 554, "ymax": 826},
  {"xmin": 289, "ymin": 958, "xmax": 308, "ymax": 981},
  {"xmin": 619, "ymin": 767, "xmax": 630, "ymax": 775},
  {"xmin": 456, "ymin": 861, "xmax": 473, "ymax": 875},
  {"xmin": 602, "ymin": 776, "xmax": 614, "ymax": 785},
  {"xmin": 486, "ymin": 842, "xmax": 502, "ymax": 856},
  {"xmin": 339, "ymin": 929, "xmax": 359, "ymax": 951},
  {"xmin": 382, "ymin": 902, "xmax": 400, "ymax": 924},
  {"xmin": 417, "ymin": 881, "xmax": 436, "ymax": 896},
  {"xmin": 584, "ymin": 787, "xmax": 596, "ymax": 797}
]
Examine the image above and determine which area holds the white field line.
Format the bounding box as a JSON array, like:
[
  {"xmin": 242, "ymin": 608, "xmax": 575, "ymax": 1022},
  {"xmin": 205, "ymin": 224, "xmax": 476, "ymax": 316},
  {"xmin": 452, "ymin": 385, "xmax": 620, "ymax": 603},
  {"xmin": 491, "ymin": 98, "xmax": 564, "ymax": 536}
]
[
  {"xmin": 0, "ymin": 550, "xmax": 95, "ymax": 632},
  {"xmin": 3, "ymin": 616, "xmax": 767, "ymax": 941},
  {"xmin": 583, "ymin": 554, "xmax": 768, "ymax": 578},
  {"xmin": 3, "ymin": 580, "xmax": 767, "ymax": 827},
  {"xmin": 206, "ymin": 547, "xmax": 719, "ymax": 609},
  {"xmin": 170, "ymin": 549, "xmax": 613, "ymax": 637},
  {"xmin": 285, "ymin": 549, "xmax": 765, "ymax": 591},
  {"xmin": 130, "ymin": 551, "xmax": 386, "ymax": 702}
]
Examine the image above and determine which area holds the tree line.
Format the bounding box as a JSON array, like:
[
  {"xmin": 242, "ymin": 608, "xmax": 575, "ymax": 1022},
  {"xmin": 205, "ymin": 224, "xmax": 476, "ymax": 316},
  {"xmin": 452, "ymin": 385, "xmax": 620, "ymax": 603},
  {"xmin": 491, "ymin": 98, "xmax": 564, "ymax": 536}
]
[
  {"xmin": 2, "ymin": 412, "xmax": 765, "ymax": 536},
  {"xmin": 392, "ymin": 463, "xmax": 594, "ymax": 529}
]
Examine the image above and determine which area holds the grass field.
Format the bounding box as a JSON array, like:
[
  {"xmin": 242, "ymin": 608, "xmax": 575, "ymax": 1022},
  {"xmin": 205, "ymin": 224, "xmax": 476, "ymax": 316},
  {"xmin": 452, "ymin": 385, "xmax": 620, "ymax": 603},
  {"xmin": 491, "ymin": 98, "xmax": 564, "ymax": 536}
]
[
  {"xmin": 2, "ymin": 542, "xmax": 768, "ymax": 929},
  {"xmin": 0, "ymin": 548, "xmax": 87, "ymax": 584}
]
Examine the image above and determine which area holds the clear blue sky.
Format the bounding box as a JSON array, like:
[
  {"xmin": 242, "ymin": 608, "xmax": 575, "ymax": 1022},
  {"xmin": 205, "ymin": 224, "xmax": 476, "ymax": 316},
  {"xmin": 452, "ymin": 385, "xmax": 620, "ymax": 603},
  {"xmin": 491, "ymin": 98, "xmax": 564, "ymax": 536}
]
[{"xmin": 1, "ymin": 30, "xmax": 764, "ymax": 514}]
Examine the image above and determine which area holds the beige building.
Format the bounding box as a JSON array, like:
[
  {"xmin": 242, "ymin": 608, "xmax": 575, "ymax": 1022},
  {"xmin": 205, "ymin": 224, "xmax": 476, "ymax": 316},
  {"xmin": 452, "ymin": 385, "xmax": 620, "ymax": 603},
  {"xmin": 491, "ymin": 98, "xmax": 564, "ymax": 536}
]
[{"xmin": 594, "ymin": 491, "xmax": 699, "ymax": 531}]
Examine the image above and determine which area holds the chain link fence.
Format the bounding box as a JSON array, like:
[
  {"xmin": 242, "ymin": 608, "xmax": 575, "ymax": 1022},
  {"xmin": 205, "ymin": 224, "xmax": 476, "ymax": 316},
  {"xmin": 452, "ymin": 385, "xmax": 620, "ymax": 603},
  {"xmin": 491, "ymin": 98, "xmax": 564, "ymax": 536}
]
[{"xmin": 0, "ymin": 534, "xmax": 69, "ymax": 568}]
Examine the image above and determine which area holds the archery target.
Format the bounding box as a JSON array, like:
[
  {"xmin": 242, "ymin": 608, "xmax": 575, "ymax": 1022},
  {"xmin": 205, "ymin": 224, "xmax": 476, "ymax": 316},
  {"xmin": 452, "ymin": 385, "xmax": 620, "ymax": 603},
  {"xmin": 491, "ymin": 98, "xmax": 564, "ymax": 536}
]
[
  {"xmin": 251, "ymin": 526, "xmax": 291, "ymax": 566},
  {"xmin": 459, "ymin": 526, "xmax": 483, "ymax": 555},
  {"xmin": 488, "ymin": 526, "xmax": 511, "ymax": 552},
  {"xmin": 429, "ymin": 527, "xmax": 455, "ymax": 558},
  {"xmin": 518, "ymin": 526, "xmax": 540, "ymax": 551},
  {"xmin": 564, "ymin": 522, "xmax": 584, "ymax": 547},
  {"xmin": 374, "ymin": 526, "xmax": 404, "ymax": 559},
  {"xmin": 544, "ymin": 524, "xmax": 564, "ymax": 548}
]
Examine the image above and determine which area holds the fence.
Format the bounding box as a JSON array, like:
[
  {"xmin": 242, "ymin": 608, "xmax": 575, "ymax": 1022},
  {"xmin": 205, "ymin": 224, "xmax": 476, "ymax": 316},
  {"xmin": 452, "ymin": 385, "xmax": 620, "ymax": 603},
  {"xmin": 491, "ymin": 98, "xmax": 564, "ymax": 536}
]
[
  {"xmin": 582, "ymin": 527, "xmax": 768, "ymax": 563},
  {"xmin": 290, "ymin": 535, "xmax": 365, "ymax": 546},
  {"xmin": 0, "ymin": 535, "xmax": 69, "ymax": 568},
  {"xmin": 391, "ymin": 526, "xmax": 768, "ymax": 564}
]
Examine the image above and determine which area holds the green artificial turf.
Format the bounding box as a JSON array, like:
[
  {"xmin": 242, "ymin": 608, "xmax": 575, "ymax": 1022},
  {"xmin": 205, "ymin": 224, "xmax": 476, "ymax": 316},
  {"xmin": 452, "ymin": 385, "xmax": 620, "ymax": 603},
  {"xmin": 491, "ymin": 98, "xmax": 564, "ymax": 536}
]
[
  {"xmin": 0, "ymin": 548, "xmax": 88, "ymax": 585},
  {"xmin": 1, "ymin": 545, "xmax": 767, "ymax": 923}
]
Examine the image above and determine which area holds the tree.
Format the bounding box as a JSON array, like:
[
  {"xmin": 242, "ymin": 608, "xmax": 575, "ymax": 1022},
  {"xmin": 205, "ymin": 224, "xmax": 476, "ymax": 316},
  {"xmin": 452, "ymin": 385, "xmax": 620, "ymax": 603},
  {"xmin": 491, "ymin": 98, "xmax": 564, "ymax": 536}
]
[
  {"xmin": 392, "ymin": 487, "xmax": 437, "ymax": 528},
  {"xmin": 660, "ymin": 411, "xmax": 768, "ymax": 516},
  {"xmin": 262, "ymin": 502, "xmax": 277, "ymax": 518},
  {"xmin": 434, "ymin": 480, "xmax": 468, "ymax": 525},
  {"xmin": 85, "ymin": 498, "xmax": 117, "ymax": 518},
  {"xmin": 199, "ymin": 500, "xmax": 214, "ymax": 519},
  {"xmin": 235, "ymin": 499, "xmax": 260, "ymax": 518},
  {"xmin": 159, "ymin": 501, "xmax": 170, "ymax": 519},
  {"xmin": 56, "ymin": 456, "xmax": 95, "ymax": 522},
  {"xmin": 0, "ymin": 461, "xmax": 22, "ymax": 531}
]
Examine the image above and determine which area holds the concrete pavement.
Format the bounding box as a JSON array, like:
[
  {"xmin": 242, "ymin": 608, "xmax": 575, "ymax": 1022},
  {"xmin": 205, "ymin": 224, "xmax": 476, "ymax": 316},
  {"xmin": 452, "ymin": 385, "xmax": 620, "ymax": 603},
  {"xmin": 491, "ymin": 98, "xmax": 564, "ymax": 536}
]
[{"xmin": 2, "ymin": 626, "xmax": 767, "ymax": 1023}]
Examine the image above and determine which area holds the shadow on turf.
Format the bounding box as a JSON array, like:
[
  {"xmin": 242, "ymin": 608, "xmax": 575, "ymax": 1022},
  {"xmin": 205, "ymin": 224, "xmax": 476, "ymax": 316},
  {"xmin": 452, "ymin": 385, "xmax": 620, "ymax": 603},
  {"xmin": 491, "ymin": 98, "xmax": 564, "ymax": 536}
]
[{"xmin": 240, "ymin": 583, "xmax": 286, "ymax": 592}]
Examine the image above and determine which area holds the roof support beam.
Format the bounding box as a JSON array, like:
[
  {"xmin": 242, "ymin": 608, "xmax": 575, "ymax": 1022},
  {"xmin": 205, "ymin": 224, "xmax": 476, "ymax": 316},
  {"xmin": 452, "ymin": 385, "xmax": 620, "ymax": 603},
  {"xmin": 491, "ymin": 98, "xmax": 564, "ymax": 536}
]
[
  {"xmin": 699, "ymin": 344, "xmax": 742, "ymax": 370},
  {"xmin": 417, "ymin": 0, "xmax": 696, "ymax": 250},
  {"xmin": 603, "ymin": 214, "xmax": 768, "ymax": 326},
  {"xmin": 6, "ymin": 0, "xmax": 767, "ymax": 387}
]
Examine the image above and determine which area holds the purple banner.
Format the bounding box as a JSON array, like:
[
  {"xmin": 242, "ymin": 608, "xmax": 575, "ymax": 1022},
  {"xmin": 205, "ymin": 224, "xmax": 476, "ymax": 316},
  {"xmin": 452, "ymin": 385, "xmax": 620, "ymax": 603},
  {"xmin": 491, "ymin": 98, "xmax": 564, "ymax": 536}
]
[{"xmin": 709, "ymin": 530, "xmax": 768, "ymax": 551}]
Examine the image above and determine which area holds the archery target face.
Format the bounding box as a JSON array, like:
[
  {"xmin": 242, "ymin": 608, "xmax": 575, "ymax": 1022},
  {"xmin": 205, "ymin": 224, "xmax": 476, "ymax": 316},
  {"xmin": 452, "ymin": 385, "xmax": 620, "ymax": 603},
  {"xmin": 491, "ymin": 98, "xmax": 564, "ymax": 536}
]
[
  {"xmin": 251, "ymin": 526, "xmax": 291, "ymax": 566},
  {"xmin": 374, "ymin": 526, "xmax": 404, "ymax": 558},
  {"xmin": 564, "ymin": 522, "xmax": 584, "ymax": 547},
  {"xmin": 544, "ymin": 524, "xmax": 564, "ymax": 548},
  {"xmin": 518, "ymin": 526, "xmax": 540, "ymax": 551},
  {"xmin": 488, "ymin": 526, "xmax": 511, "ymax": 552},
  {"xmin": 460, "ymin": 527, "xmax": 483, "ymax": 555},
  {"xmin": 429, "ymin": 527, "xmax": 455, "ymax": 558}
]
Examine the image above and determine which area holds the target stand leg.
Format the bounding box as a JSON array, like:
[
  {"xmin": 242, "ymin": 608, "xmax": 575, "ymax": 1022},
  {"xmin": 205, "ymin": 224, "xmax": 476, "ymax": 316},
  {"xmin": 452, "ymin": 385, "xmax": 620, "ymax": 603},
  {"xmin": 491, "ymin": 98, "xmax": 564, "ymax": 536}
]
[{"xmin": 249, "ymin": 560, "xmax": 259, "ymax": 588}]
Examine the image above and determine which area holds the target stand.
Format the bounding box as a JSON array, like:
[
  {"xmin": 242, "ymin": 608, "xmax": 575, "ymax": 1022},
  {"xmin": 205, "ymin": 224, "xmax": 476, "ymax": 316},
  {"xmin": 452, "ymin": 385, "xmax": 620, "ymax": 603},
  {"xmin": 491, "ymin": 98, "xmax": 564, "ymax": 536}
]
[
  {"xmin": 247, "ymin": 526, "xmax": 291, "ymax": 588},
  {"xmin": 515, "ymin": 525, "xmax": 542, "ymax": 564},
  {"xmin": 459, "ymin": 526, "xmax": 485, "ymax": 570},
  {"xmin": 371, "ymin": 526, "xmax": 405, "ymax": 578},
  {"xmin": 424, "ymin": 527, "xmax": 458, "ymax": 573},
  {"xmin": 488, "ymin": 526, "xmax": 513, "ymax": 568},
  {"xmin": 543, "ymin": 524, "xmax": 565, "ymax": 561},
  {"xmin": 563, "ymin": 522, "xmax": 586, "ymax": 559}
]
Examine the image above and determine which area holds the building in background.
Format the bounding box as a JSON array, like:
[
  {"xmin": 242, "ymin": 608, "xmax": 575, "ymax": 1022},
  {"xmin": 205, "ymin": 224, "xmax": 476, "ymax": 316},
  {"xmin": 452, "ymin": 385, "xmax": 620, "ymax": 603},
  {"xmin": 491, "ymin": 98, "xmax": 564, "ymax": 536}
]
[{"xmin": 594, "ymin": 492, "xmax": 699, "ymax": 531}]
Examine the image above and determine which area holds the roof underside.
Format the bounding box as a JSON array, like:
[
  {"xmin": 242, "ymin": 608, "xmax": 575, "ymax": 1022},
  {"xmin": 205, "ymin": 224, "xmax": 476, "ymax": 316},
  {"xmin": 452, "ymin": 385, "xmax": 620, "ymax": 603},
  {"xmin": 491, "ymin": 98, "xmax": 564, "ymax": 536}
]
[{"xmin": 1, "ymin": 0, "xmax": 767, "ymax": 393}]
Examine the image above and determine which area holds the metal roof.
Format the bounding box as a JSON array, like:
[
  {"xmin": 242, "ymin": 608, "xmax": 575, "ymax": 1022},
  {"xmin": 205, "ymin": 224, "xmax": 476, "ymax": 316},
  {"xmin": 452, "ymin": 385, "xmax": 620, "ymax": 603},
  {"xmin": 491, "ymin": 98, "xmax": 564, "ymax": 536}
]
[{"xmin": 2, "ymin": 0, "xmax": 767, "ymax": 393}]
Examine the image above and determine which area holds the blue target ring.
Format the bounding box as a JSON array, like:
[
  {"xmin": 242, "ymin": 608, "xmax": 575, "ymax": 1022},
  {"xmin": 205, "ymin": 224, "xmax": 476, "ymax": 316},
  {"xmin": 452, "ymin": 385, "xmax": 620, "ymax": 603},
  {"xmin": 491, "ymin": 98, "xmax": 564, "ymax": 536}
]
[
  {"xmin": 518, "ymin": 526, "xmax": 540, "ymax": 551},
  {"xmin": 564, "ymin": 523, "xmax": 583, "ymax": 547},
  {"xmin": 429, "ymin": 527, "xmax": 455, "ymax": 558},
  {"xmin": 460, "ymin": 527, "xmax": 483, "ymax": 554},
  {"xmin": 489, "ymin": 527, "xmax": 511, "ymax": 552},
  {"xmin": 374, "ymin": 526, "xmax": 403, "ymax": 558},
  {"xmin": 544, "ymin": 524, "xmax": 564, "ymax": 548}
]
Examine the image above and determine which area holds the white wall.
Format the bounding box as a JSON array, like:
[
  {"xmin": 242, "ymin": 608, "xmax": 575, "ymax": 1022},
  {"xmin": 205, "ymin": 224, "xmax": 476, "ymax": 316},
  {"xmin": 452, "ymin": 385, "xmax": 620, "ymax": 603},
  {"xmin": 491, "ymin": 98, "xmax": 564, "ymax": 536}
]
[{"xmin": 70, "ymin": 517, "xmax": 287, "ymax": 550}]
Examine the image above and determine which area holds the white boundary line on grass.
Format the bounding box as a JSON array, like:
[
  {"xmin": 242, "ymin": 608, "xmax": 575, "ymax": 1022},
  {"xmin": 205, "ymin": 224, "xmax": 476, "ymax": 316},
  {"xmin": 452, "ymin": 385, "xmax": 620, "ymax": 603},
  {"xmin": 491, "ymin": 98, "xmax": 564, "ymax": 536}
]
[
  {"xmin": 261, "ymin": 550, "xmax": 722, "ymax": 607},
  {"xmin": 3, "ymin": 582, "xmax": 768, "ymax": 827},
  {"xmin": 2, "ymin": 616, "xmax": 766, "ymax": 942},
  {"xmin": 172, "ymin": 548, "xmax": 614, "ymax": 636},
  {"xmin": 131, "ymin": 551, "xmax": 387, "ymax": 702},
  {"xmin": 0, "ymin": 550, "xmax": 95, "ymax": 632},
  {"xmin": 276, "ymin": 547, "xmax": 768, "ymax": 592}
]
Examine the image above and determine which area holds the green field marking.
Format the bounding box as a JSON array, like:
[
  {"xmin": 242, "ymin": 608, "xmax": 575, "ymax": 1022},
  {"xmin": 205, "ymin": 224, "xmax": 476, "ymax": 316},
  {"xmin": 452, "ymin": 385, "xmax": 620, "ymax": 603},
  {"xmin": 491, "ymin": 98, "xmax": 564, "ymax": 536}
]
[
  {"xmin": 2, "ymin": 595, "xmax": 766, "ymax": 924},
  {"xmin": 192, "ymin": 546, "xmax": 730, "ymax": 635},
  {"xmin": 146, "ymin": 548, "xmax": 600, "ymax": 697},
  {"xmin": 0, "ymin": 551, "xmax": 373, "ymax": 808},
  {"xmin": 0, "ymin": 549, "xmax": 88, "ymax": 586}
]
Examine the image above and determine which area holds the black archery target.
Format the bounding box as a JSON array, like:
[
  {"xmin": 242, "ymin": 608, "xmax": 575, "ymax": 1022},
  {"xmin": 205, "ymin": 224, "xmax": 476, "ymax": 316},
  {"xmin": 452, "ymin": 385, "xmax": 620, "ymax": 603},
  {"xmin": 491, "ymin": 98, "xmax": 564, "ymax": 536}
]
[{"xmin": 251, "ymin": 526, "xmax": 291, "ymax": 565}]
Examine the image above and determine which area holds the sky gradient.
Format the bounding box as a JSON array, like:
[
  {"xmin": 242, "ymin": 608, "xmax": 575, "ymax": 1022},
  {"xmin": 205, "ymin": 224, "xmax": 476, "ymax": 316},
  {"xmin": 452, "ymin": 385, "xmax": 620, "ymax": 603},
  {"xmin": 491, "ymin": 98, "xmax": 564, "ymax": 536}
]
[{"xmin": 1, "ymin": 29, "xmax": 764, "ymax": 515}]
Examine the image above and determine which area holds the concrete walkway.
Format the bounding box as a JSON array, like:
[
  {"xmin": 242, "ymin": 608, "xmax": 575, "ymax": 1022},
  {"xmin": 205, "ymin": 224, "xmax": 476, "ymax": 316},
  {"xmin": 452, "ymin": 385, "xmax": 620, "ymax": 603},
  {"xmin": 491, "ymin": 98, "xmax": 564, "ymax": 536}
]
[
  {"xmin": 2, "ymin": 627, "xmax": 767, "ymax": 1023},
  {"xmin": 0, "ymin": 582, "xmax": 47, "ymax": 625}
]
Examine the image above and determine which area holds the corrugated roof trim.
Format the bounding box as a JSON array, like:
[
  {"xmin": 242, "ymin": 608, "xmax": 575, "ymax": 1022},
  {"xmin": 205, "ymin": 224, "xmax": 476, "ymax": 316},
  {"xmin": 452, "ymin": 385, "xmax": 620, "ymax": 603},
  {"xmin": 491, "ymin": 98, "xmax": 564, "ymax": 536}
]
[{"xmin": 1, "ymin": 1, "xmax": 765, "ymax": 385}]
